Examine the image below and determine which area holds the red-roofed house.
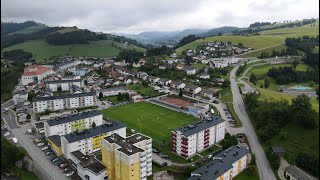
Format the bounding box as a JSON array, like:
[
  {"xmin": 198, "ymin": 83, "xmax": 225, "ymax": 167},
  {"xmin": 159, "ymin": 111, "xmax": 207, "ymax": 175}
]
[{"xmin": 22, "ymin": 65, "xmax": 53, "ymax": 85}]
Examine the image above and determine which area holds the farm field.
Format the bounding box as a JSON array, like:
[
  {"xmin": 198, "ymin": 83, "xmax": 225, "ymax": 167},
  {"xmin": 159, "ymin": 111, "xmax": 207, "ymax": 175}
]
[
  {"xmin": 239, "ymin": 44, "xmax": 287, "ymax": 58},
  {"xmin": 176, "ymin": 35, "xmax": 285, "ymax": 55},
  {"xmin": 103, "ymin": 102, "xmax": 197, "ymax": 143},
  {"xmin": 259, "ymin": 24, "xmax": 319, "ymax": 38},
  {"xmin": 2, "ymin": 40, "xmax": 146, "ymax": 62}
]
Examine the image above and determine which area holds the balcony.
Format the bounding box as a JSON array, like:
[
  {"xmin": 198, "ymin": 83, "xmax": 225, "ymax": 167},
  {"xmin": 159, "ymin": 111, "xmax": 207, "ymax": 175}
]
[
  {"xmin": 181, "ymin": 141, "xmax": 188, "ymax": 146},
  {"xmin": 140, "ymin": 162, "xmax": 147, "ymax": 167},
  {"xmin": 140, "ymin": 156, "xmax": 146, "ymax": 162}
]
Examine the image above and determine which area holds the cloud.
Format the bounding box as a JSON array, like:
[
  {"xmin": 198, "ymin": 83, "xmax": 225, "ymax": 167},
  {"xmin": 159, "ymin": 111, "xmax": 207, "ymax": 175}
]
[{"xmin": 1, "ymin": 0, "xmax": 319, "ymax": 33}]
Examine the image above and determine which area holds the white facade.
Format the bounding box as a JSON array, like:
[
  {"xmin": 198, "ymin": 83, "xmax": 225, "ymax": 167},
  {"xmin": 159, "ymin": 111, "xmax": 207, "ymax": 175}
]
[
  {"xmin": 61, "ymin": 127, "xmax": 126, "ymax": 159},
  {"xmin": 46, "ymin": 80, "xmax": 81, "ymax": 92},
  {"xmin": 96, "ymin": 88, "xmax": 127, "ymax": 97},
  {"xmin": 186, "ymin": 69, "xmax": 196, "ymax": 75},
  {"xmin": 13, "ymin": 92, "xmax": 28, "ymax": 105},
  {"xmin": 172, "ymin": 119, "xmax": 225, "ymax": 158},
  {"xmin": 44, "ymin": 113, "xmax": 103, "ymax": 137},
  {"xmin": 22, "ymin": 67, "xmax": 53, "ymax": 85}
]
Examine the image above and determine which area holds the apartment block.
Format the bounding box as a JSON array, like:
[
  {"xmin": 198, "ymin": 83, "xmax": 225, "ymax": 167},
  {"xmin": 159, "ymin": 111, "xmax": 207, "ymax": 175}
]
[
  {"xmin": 44, "ymin": 110, "xmax": 103, "ymax": 137},
  {"xmin": 172, "ymin": 116, "xmax": 225, "ymax": 158},
  {"xmin": 32, "ymin": 92, "xmax": 96, "ymax": 113},
  {"xmin": 61, "ymin": 122, "xmax": 126, "ymax": 159},
  {"xmin": 188, "ymin": 145, "xmax": 251, "ymax": 180},
  {"xmin": 45, "ymin": 79, "xmax": 82, "ymax": 92},
  {"xmin": 21, "ymin": 65, "xmax": 53, "ymax": 85},
  {"xmin": 101, "ymin": 133, "xmax": 152, "ymax": 180}
]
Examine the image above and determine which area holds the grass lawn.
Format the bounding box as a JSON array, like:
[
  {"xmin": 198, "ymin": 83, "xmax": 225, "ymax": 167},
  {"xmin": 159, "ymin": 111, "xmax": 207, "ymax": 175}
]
[
  {"xmin": 13, "ymin": 167, "xmax": 39, "ymax": 180},
  {"xmin": 127, "ymin": 83, "xmax": 158, "ymax": 97},
  {"xmin": 259, "ymin": 24, "xmax": 319, "ymax": 38},
  {"xmin": 192, "ymin": 63, "xmax": 209, "ymax": 69},
  {"xmin": 233, "ymin": 165, "xmax": 259, "ymax": 180},
  {"xmin": 103, "ymin": 102, "xmax": 199, "ymax": 163},
  {"xmin": 176, "ymin": 35, "xmax": 285, "ymax": 55},
  {"xmin": 246, "ymin": 63, "xmax": 312, "ymax": 77},
  {"xmin": 239, "ymin": 44, "xmax": 287, "ymax": 58},
  {"xmin": 2, "ymin": 40, "xmax": 145, "ymax": 62},
  {"xmin": 100, "ymin": 96, "xmax": 126, "ymax": 104}
]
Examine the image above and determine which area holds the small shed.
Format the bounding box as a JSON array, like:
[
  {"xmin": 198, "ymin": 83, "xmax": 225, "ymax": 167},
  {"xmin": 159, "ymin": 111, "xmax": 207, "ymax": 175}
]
[{"xmin": 271, "ymin": 146, "xmax": 286, "ymax": 157}]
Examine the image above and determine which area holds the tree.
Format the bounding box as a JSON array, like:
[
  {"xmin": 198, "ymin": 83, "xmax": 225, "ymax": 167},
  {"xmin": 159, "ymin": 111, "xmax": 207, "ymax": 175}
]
[
  {"xmin": 99, "ymin": 92, "xmax": 103, "ymax": 99},
  {"xmin": 179, "ymin": 88, "xmax": 183, "ymax": 97},
  {"xmin": 292, "ymin": 60, "xmax": 299, "ymax": 69},
  {"xmin": 142, "ymin": 81, "xmax": 148, "ymax": 87},
  {"xmin": 238, "ymin": 42, "xmax": 244, "ymax": 48},
  {"xmin": 26, "ymin": 114, "xmax": 31, "ymax": 120},
  {"xmin": 92, "ymin": 122, "xmax": 96, "ymax": 128},
  {"xmin": 57, "ymin": 86, "xmax": 62, "ymax": 94},
  {"xmin": 124, "ymin": 93, "xmax": 130, "ymax": 101},
  {"xmin": 218, "ymin": 32, "xmax": 222, "ymax": 36},
  {"xmin": 27, "ymin": 91, "xmax": 36, "ymax": 102},
  {"xmin": 264, "ymin": 78, "xmax": 270, "ymax": 88},
  {"xmin": 249, "ymin": 73, "xmax": 257, "ymax": 85},
  {"xmin": 117, "ymin": 93, "xmax": 124, "ymax": 101}
]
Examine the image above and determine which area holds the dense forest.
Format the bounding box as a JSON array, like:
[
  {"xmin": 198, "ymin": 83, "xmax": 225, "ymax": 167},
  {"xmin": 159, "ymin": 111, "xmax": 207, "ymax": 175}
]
[
  {"xmin": 3, "ymin": 49, "xmax": 33, "ymax": 61},
  {"xmin": 267, "ymin": 66, "xmax": 319, "ymax": 84},
  {"xmin": 146, "ymin": 45, "xmax": 174, "ymax": 56},
  {"xmin": 46, "ymin": 29, "xmax": 97, "ymax": 45},
  {"xmin": 1, "ymin": 21, "xmax": 38, "ymax": 36},
  {"xmin": 249, "ymin": 22, "xmax": 272, "ymax": 28},
  {"xmin": 116, "ymin": 49, "xmax": 144, "ymax": 64},
  {"xmin": 285, "ymin": 36, "xmax": 319, "ymax": 53},
  {"xmin": 175, "ymin": 34, "xmax": 200, "ymax": 48}
]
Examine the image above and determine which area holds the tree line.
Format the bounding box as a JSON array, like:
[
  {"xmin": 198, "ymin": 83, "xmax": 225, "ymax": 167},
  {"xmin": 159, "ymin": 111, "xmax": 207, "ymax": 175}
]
[
  {"xmin": 116, "ymin": 49, "xmax": 144, "ymax": 64},
  {"xmin": 285, "ymin": 35, "xmax": 319, "ymax": 53},
  {"xmin": 3, "ymin": 49, "xmax": 33, "ymax": 61},
  {"xmin": 267, "ymin": 66, "xmax": 319, "ymax": 84},
  {"xmin": 1, "ymin": 21, "xmax": 38, "ymax": 36},
  {"xmin": 174, "ymin": 34, "xmax": 200, "ymax": 48},
  {"xmin": 146, "ymin": 45, "xmax": 174, "ymax": 57}
]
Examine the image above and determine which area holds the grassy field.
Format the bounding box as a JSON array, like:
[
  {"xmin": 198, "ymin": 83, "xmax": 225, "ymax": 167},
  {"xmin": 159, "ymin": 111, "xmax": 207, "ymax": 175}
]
[
  {"xmin": 259, "ymin": 24, "xmax": 319, "ymax": 38},
  {"xmin": 55, "ymin": 27, "xmax": 79, "ymax": 33},
  {"xmin": 192, "ymin": 63, "xmax": 209, "ymax": 69},
  {"xmin": 7, "ymin": 25, "xmax": 46, "ymax": 35},
  {"xmin": 246, "ymin": 63, "xmax": 312, "ymax": 77},
  {"xmin": 234, "ymin": 165, "xmax": 259, "ymax": 180},
  {"xmin": 13, "ymin": 167, "xmax": 39, "ymax": 180},
  {"xmin": 127, "ymin": 83, "xmax": 158, "ymax": 97},
  {"xmin": 176, "ymin": 35, "xmax": 285, "ymax": 55},
  {"xmin": 2, "ymin": 40, "xmax": 146, "ymax": 62},
  {"xmin": 103, "ymin": 102, "xmax": 197, "ymax": 143},
  {"xmin": 239, "ymin": 44, "xmax": 287, "ymax": 58}
]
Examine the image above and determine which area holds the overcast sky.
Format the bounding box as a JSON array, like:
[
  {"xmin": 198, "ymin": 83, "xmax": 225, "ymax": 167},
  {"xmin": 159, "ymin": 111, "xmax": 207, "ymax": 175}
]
[{"xmin": 1, "ymin": 0, "xmax": 319, "ymax": 34}]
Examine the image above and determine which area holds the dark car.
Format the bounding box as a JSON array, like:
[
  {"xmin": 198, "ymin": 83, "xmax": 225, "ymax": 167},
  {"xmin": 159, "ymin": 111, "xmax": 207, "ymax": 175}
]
[{"xmin": 160, "ymin": 162, "xmax": 167, "ymax": 167}]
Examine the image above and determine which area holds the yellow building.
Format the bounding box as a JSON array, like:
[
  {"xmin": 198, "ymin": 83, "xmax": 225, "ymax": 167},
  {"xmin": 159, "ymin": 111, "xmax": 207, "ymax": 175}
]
[
  {"xmin": 48, "ymin": 135, "xmax": 62, "ymax": 156},
  {"xmin": 102, "ymin": 133, "xmax": 152, "ymax": 180}
]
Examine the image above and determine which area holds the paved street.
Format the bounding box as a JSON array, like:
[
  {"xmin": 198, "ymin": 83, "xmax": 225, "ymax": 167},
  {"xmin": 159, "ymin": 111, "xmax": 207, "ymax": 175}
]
[
  {"xmin": 1, "ymin": 99, "xmax": 20, "ymax": 129},
  {"xmin": 230, "ymin": 66, "xmax": 276, "ymax": 180},
  {"xmin": 12, "ymin": 124, "xmax": 68, "ymax": 180}
]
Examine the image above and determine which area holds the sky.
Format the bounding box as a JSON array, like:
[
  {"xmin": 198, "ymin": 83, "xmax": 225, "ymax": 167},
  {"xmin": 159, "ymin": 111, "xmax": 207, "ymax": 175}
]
[{"xmin": 1, "ymin": 0, "xmax": 319, "ymax": 34}]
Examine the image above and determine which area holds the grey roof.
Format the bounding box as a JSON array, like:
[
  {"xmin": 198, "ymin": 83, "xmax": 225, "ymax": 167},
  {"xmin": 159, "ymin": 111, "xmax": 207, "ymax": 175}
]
[
  {"xmin": 33, "ymin": 92, "xmax": 95, "ymax": 102},
  {"xmin": 188, "ymin": 145, "xmax": 250, "ymax": 180},
  {"xmin": 171, "ymin": 81, "xmax": 184, "ymax": 86},
  {"xmin": 71, "ymin": 150, "xmax": 106, "ymax": 174},
  {"xmin": 84, "ymin": 161, "xmax": 106, "ymax": 174},
  {"xmin": 272, "ymin": 146, "xmax": 286, "ymax": 154},
  {"xmin": 35, "ymin": 122, "xmax": 44, "ymax": 129},
  {"xmin": 184, "ymin": 84, "xmax": 198, "ymax": 90},
  {"xmin": 201, "ymin": 88, "xmax": 217, "ymax": 95},
  {"xmin": 13, "ymin": 90, "xmax": 27, "ymax": 95},
  {"xmin": 104, "ymin": 133, "xmax": 147, "ymax": 156},
  {"xmin": 45, "ymin": 79, "xmax": 81, "ymax": 84},
  {"xmin": 285, "ymin": 165, "xmax": 317, "ymax": 180},
  {"xmin": 175, "ymin": 116, "xmax": 224, "ymax": 137},
  {"xmin": 46, "ymin": 110, "xmax": 101, "ymax": 126},
  {"xmin": 48, "ymin": 135, "xmax": 61, "ymax": 147},
  {"xmin": 64, "ymin": 122, "xmax": 125, "ymax": 143}
]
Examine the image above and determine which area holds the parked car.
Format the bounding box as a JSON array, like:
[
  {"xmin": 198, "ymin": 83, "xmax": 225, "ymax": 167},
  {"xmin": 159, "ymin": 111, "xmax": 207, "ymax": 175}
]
[
  {"xmin": 63, "ymin": 168, "xmax": 70, "ymax": 173},
  {"xmin": 3, "ymin": 131, "xmax": 10, "ymax": 137},
  {"xmin": 50, "ymin": 157, "xmax": 57, "ymax": 161},
  {"xmin": 37, "ymin": 142, "xmax": 44, "ymax": 147},
  {"xmin": 52, "ymin": 158, "xmax": 60, "ymax": 162},
  {"xmin": 3, "ymin": 108, "xmax": 9, "ymax": 112},
  {"xmin": 34, "ymin": 139, "xmax": 41, "ymax": 143},
  {"xmin": 41, "ymin": 146, "xmax": 48, "ymax": 151},
  {"xmin": 223, "ymin": 108, "xmax": 228, "ymax": 111},
  {"xmin": 66, "ymin": 171, "xmax": 75, "ymax": 177},
  {"xmin": 160, "ymin": 155, "xmax": 169, "ymax": 159},
  {"xmin": 46, "ymin": 151, "xmax": 53, "ymax": 156},
  {"xmin": 60, "ymin": 163, "xmax": 68, "ymax": 169},
  {"xmin": 160, "ymin": 162, "xmax": 167, "ymax": 167}
]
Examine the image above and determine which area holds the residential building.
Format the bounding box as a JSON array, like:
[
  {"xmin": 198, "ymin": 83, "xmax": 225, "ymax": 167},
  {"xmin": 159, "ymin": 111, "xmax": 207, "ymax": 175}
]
[
  {"xmin": 21, "ymin": 65, "xmax": 53, "ymax": 85},
  {"xmin": 147, "ymin": 76, "xmax": 159, "ymax": 84},
  {"xmin": 13, "ymin": 89, "xmax": 28, "ymax": 105},
  {"xmin": 55, "ymin": 61, "xmax": 81, "ymax": 71},
  {"xmin": 201, "ymin": 88, "xmax": 218, "ymax": 99},
  {"xmin": 95, "ymin": 87, "xmax": 127, "ymax": 97},
  {"xmin": 44, "ymin": 110, "xmax": 103, "ymax": 137},
  {"xmin": 45, "ymin": 79, "xmax": 82, "ymax": 92},
  {"xmin": 102, "ymin": 133, "xmax": 152, "ymax": 180},
  {"xmin": 157, "ymin": 78, "xmax": 171, "ymax": 86},
  {"xmin": 70, "ymin": 150, "xmax": 107, "ymax": 180},
  {"xmin": 61, "ymin": 122, "xmax": 126, "ymax": 159},
  {"xmin": 188, "ymin": 145, "xmax": 251, "ymax": 180},
  {"xmin": 185, "ymin": 67, "xmax": 196, "ymax": 75},
  {"xmin": 285, "ymin": 165, "xmax": 317, "ymax": 180},
  {"xmin": 172, "ymin": 117, "xmax": 225, "ymax": 158},
  {"xmin": 32, "ymin": 92, "xmax": 96, "ymax": 113},
  {"xmin": 74, "ymin": 68, "xmax": 88, "ymax": 77},
  {"xmin": 199, "ymin": 73, "xmax": 210, "ymax": 79},
  {"xmin": 170, "ymin": 81, "xmax": 185, "ymax": 90},
  {"xmin": 184, "ymin": 84, "xmax": 201, "ymax": 95},
  {"xmin": 48, "ymin": 135, "xmax": 63, "ymax": 156}
]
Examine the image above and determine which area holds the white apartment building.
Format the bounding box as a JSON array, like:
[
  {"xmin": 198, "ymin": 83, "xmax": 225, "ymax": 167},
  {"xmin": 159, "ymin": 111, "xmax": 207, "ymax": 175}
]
[
  {"xmin": 188, "ymin": 145, "xmax": 251, "ymax": 180},
  {"xmin": 45, "ymin": 79, "xmax": 82, "ymax": 92},
  {"xmin": 32, "ymin": 92, "xmax": 96, "ymax": 113},
  {"xmin": 13, "ymin": 90, "xmax": 28, "ymax": 105},
  {"xmin": 172, "ymin": 117, "xmax": 225, "ymax": 158},
  {"xmin": 95, "ymin": 87, "xmax": 127, "ymax": 97},
  {"xmin": 61, "ymin": 122, "xmax": 126, "ymax": 159},
  {"xmin": 21, "ymin": 65, "xmax": 53, "ymax": 85},
  {"xmin": 44, "ymin": 110, "xmax": 103, "ymax": 137},
  {"xmin": 55, "ymin": 60, "xmax": 81, "ymax": 71}
]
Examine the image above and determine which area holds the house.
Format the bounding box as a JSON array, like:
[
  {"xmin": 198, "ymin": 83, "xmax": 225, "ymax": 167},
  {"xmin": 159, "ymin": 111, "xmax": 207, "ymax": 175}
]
[
  {"xmin": 176, "ymin": 64, "xmax": 185, "ymax": 70},
  {"xmin": 184, "ymin": 84, "xmax": 201, "ymax": 94},
  {"xmin": 170, "ymin": 53, "xmax": 177, "ymax": 58},
  {"xmin": 159, "ymin": 65, "xmax": 167, "ymax": 70},
  {"xmin": 147, "ymin": 76, "xmax": 160, "ymax": 84},
  {"xmin": 157, "ymin": 78, "xmax": 171, "ymax": 86},
  {"xmin": 188, "ymin": 145, "xmax": 250, "ymax": 179},
  {"xmin": 21, "ymin": 65, "xmax": 53, "ymax": 86},
  {"xmin": 45, "ymin": 79, "xmax": 82, "ymax": 92},
  {"xmin": 285, "ymin": 165, "xmax": 317, "ymax": 180},
  {"xmin": 172, "ymin": 117, "xmax": 225, "ymax": 158},
  {"xmin": 130, "ymin": 93, "xmax": 144, "ymax": 102},
  {"xmin": 74, "ymin": 68, "xmax": 88, "ymax": 76},
  {"xmin": 199, "ymin": 73, "xmax": 210, "ymax": 79},
  {"xmin": 13, "ymin": 89, "xmax": 28, "ymax": 105},
  {"xmin": 201, "ymin": 88, "xmax": 218, "ymax": 99},
  {"xmin": 95, "ymin": 87, "xmax": 127, "ymax": 97},
  {"xmin": 170, "ymin": 81, "xmax": 185, "ymax": 90},
  {"xmin": 185, "ymin": 67, "xmax": 196, "ymax": 75}
]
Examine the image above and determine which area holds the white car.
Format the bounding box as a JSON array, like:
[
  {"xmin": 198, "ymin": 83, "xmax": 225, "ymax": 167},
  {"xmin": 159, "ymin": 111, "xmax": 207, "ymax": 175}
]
[
  {"xmin": 66, "ymin": 171, "xmax": 75, "ymax": 177},
  {"xmin": 41, "ymin": 146, "xmax": 48, "ymax": 151},
  {"xmin": 3, "ymin": 108, "xmax": 9, "ymax": 112},
  {"xmin": 37, "ymin": 142, "xmax": 44, "ymax": 147},
  {"xmin": 3, "ymin": 132, "xmax": 10, "ymax": 137}
]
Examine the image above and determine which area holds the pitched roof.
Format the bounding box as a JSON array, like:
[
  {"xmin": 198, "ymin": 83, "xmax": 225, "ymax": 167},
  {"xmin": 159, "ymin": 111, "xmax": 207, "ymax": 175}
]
[
  {"xmin": 64, "ymin": 122, "xmax": 125, "ymax": 143},
  {"xmin": 174, "ymin": 116, "xmax": 224, "ymax": 137},
  {"xmin": 188, "ymin": 145, "xmax": 250, "ymax": 180},
  {"xmin": 45, "ymin": 79, "xmax": 81, "ymax": 84},
  {"xmin": 22, "ymin": 65, "xmax": 52, "ymax": 76},
  {"xmin": 46, "ymin": 110, "xmax": 101, "ymax": 126},
  {"xmin": 285, "ymin": 165, "xmax": 317, "ymax": 180}
]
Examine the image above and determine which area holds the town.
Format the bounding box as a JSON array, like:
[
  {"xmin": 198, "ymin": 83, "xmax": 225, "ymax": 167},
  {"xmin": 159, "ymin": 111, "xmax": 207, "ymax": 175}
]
[{"xmin": 1, "ymin": 2, "xmax": 319, "ymax": 180}]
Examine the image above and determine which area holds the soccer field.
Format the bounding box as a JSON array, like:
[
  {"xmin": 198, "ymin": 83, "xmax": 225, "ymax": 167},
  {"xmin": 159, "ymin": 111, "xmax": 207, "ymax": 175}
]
[{"xmin": 102, "ymin": 102, "xmax": 197, "ymax": 143}]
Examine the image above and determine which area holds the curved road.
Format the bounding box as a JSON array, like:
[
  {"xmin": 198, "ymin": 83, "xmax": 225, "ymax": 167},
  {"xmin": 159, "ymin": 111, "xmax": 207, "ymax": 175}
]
[
  {"xmin": 235, "ymin": 43, "xmax": 285, "ymax": 57},
  {"xmin": 230, "ymin": 66, "xmax": 276, "ymax": 180}
]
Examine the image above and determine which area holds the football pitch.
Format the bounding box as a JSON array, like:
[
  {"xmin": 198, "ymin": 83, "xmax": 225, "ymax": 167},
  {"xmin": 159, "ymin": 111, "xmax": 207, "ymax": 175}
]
[{"xmin": 102, "ymin": 102, "xmax": 197, "ymax": 143}]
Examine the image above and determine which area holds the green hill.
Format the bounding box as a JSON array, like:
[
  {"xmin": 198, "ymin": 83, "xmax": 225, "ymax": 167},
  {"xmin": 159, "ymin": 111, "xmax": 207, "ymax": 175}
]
[
  {"xmin": 2, "ymin": 40, "xmax": 146, "ymax": 61},
  {"xmin": 176, "ymin": 19, "xmax": 319, "ymax": 57}
]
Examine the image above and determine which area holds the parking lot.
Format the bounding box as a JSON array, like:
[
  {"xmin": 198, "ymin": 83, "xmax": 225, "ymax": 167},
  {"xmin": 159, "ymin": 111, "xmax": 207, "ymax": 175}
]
[{"xmin": 223, "ymin": 107, "xmax": 236, "ymax": 124}]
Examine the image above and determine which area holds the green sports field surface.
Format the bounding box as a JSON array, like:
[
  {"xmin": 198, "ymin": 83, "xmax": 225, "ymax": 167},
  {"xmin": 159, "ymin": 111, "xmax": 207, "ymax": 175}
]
[{"xmin": 103, "ymin": 102, "xmax": 197, "ymax": 143}]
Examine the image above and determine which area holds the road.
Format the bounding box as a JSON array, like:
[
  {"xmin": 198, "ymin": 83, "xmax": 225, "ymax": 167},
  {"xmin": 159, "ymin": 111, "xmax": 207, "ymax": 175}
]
[
  {"xmin": 230, "ymin": 66, "xmax": 276, "ymax": 180},
  {"xmin": 1, "ymin": 100, "xmax": 20, "ymax": 129}
]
